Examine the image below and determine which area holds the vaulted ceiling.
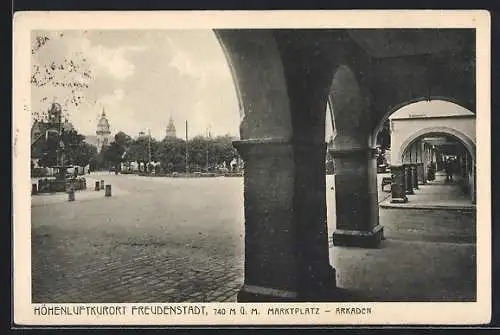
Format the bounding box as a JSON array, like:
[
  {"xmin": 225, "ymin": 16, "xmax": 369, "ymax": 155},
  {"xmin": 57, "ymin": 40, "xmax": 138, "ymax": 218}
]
[{"xmin": 347, "ymin": 29, "xmax": 474, "ymax": 59}]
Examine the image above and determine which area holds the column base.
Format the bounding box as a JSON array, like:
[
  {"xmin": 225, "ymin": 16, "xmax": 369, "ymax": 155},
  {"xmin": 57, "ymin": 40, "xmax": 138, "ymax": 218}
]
[
  {"xmin": 391, "ymin": 196, "xmax": 408, "ymax": 203},
  {"xmin": 237, "ymin": 284, "xmax": 298, "ymax": 302},
  {"xmin": 237, "ymin": 285, "xmax": 343, "ymax": 302},
  {"xmin": 237, "ymin": 266, "xmax": 338, "ymax": 302},
  {"xmin": 332, "ymin": 224, "xmax": 384, "ymax": 248}
]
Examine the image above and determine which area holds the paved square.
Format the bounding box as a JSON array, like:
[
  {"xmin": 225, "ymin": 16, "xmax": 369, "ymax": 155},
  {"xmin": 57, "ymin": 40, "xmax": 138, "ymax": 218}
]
[{"xmin": 31, "ymin": 173, "xmax": 476, "ymax": 303}]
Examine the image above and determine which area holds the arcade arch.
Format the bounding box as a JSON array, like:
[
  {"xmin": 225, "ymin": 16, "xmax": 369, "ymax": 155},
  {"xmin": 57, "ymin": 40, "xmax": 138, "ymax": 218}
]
[{"xmin": 212, "ymin": 29, "xmax": 475, "ymax": 302}]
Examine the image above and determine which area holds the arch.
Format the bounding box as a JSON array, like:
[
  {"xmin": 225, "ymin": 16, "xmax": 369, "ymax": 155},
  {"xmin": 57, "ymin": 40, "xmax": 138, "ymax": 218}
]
[
  {"xmin": 370, "ymin": 96, "xmax": 474, "ymax": 148},
  {"xmin": 393, "ymin": 126, "xmax": 476, "ymax": 165},
  {"xmin": 329, "ymin": 64, "xmax": 371, "ymax": 148},
  {"xmin": 212, "ymin": 29, "xmax": 293, "ymax": 141},
  {"xmin": 212, "ymin": 30, "xmax": 245, "ymax": 122}
]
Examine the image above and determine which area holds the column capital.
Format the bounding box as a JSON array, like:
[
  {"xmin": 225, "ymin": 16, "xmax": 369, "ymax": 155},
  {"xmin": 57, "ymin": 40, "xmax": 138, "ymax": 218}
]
[
  {"xmin": 233, "ymin": 138, "xmax": 326, "ymax": 158},
  {"xmin": 329, "ymin": 147, "xmax": 378, "ymax": 159}
]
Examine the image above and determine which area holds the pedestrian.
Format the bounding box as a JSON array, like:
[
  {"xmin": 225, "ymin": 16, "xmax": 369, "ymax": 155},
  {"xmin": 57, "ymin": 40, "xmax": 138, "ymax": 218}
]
[{"xmin": 445, "ymin": 159, "xmax": 453, "ymax": 182}]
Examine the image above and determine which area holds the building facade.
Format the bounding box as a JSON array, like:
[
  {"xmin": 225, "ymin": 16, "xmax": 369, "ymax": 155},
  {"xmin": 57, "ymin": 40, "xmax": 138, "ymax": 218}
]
[
  {"xmin": 96, "ymin": 110, "xmax": 112, "ymax": 153},
  {"xmin": 165, "ymin": 116, "xmax": 177, "ymax": 138}
]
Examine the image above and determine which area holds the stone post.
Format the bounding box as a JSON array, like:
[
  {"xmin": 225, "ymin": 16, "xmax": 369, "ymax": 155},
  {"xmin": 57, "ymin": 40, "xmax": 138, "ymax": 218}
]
[
  {"xmin": 100, "ymin": 180, "xmax": 105, "ymax": 190},
  {"xmin": 390, "ymin": 165, "xmax": 408, "ymax": 203},
  {"xmin": 95, "ymin": 181, "xmax": 100, "ymax": 191},
  {"xmin": 32, "ymin": 183, "xmax": 38, "ymax": 195},
  {"xmin": 68, "ymin": 187, "xmax": 75, "ymax": 201},
  {"xmin": 105, "ymin": 184, "xmax": 112, "ymax": 197}
]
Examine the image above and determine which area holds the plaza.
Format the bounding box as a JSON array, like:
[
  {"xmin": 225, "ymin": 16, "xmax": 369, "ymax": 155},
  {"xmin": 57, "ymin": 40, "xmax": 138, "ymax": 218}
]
[{"xmin": 31, "ymin": 172, "xmax": 475, "ymax": 303}]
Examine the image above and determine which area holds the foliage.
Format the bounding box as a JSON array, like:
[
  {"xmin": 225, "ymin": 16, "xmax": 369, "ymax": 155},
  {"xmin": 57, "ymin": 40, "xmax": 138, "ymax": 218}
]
[
  {"xmin": 156, "ymin": 137, "xmax": 186, "ymax": 173},
  {"xmin": 102, "ymin": 141, "xmax": 125, "ymax": 170},
  {"xmin": 31, "ymin": 32, "xmax": 95, "ymax": 121},
  {"xmin": 114, "ymin": 131, "xmax": 133, "ymax": 149},
  {"xmin": 32, "ymin": 126, "xmax": 97, "ymax": 167},
  {"xmin": 377, "ymin": 119, "xmax": 391, "ymax": 150}
]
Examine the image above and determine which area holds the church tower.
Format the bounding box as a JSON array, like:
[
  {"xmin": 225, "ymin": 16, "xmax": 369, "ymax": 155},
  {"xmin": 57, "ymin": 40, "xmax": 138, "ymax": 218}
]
[
  {"xmin": 165, "ymin": 116, "xmax": 177, "ymax": 138},
  {"xmin": 96, "ymin": 109, "xmax": 111, "ymax": 153}
]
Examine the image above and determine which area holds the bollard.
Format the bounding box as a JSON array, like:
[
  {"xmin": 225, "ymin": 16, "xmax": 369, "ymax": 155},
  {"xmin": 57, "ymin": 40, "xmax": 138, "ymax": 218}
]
[
  {"xmin": 32, "ymin": 183, "xmax": 38, "ymax": 195},
  {"xmin": 95, "ymin": 181, "xmax": 100, "ymax": 191},
  {"xmin": 82, "ymin": 178, "xmax": 87, "ymax": 190},
  {"xmin": 101, "ymin": 180, "xmax": 105, "ymax": 190},
  {"xmin": 105, "ymin": 184, "xmax": 112, "ymax": 197},
  {"xmin": 68, "ymin": 187, "xmax": 75, "ymax": 201}
]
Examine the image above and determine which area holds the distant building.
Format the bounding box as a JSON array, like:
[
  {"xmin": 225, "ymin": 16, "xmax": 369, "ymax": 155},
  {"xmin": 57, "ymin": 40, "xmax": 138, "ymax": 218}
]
[
  {"xmin": 31, "ymin": 102, "xmax": 74, "ymax": 145},
  {"xmin": 31, "ymin": 102, "xmax": 75, "ymax": 167},
  {"xmin": 96, "ymin": 109, "xmax": 112, "ymax": 153},
  {"xmin": 165, "ymin": 116, "xmax": 177, "ymax": 138}
]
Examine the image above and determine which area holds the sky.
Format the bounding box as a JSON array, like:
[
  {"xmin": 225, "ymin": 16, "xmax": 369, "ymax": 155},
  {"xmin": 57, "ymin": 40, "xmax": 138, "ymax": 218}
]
[
  {"xmin": 30, "ymin": 30, "xmax": 472, "ymax": 141},
  {"xmin": 31, "ymin": 30, "xmax": 243, "ymax": 140}
]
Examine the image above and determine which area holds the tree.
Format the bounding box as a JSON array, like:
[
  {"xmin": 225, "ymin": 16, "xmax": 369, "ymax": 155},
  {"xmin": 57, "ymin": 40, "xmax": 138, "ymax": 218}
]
[
  {"xmin": 33, "ymin": 126, "xmax": 98, "ymax": 168},
  {"xmin": 102, "ymin": 141, "xmax": 125, "ymax": 172},
  {"xmin": 187, "ymin": 136, "xmax": 209, "ymax": 171},
  {"xmin": 156, "ymin": 137, "xmax": 186, "ymax": 173},
  {"xmin": 377, "ymin": 120, "xmax": 391, "ymax": 151},
  {"xmin": 211, "ymin": 135, "xmax": 238, "ymax": 167},
  {"xmin": 114, "ymin": 131, "xmax": 133, "ymax": 149},
  {"xmin": 31, "ymin": 32, "xmax": 95, "ymax": 121},
  {"xmin": 73, "ymin": 142, "xmax": 98, "ymax": 167}
]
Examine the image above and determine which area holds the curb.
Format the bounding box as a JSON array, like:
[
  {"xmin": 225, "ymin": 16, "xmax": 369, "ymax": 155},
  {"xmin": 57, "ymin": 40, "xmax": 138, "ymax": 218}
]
[{"xmin": 379, "ymin": 201, "xmax": 475, "ymax": 211}]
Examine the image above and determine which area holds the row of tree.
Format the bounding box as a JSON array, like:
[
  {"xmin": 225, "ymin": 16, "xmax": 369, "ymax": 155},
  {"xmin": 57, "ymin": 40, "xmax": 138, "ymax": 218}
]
[{"xmin": 93, "ymin": 132, "xmax": 239, "ymax": 174}]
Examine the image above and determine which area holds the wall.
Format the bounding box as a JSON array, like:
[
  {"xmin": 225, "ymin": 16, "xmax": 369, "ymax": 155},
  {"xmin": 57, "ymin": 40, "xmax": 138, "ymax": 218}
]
[{"xmin": 390, "ymin": 115, "xmax": 476, "ymax": 165}]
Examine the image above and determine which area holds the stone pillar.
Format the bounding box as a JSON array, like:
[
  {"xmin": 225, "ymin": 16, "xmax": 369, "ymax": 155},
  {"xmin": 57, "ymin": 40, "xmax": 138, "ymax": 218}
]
[
  {"xmin": 471, "ymin": 160, "xmax": 476, "ymax": 204},
  {"xmin": 390, "ymin": 165, "xmax": 407, "ymax": 203},
  {"xmin": 68, "ymin": 187, "xmax": 75, "ymax": 202},
  {"xmin": 417, "ymin": 162, "xmax": 425, "ymax": 185},
  {"xmin": 234, "ymin": 139, "xmax": 337, "ymax": 302},
  {"xmin": 332, "ymin": 147, "xmax": 384, "ymax": 248},
  {"xmin": 411, "ymin": 164, "xmax": 419, "ymax": 190},
  {"xmin": 404, "ymin": 164, "xmax": 414, "ymax": 195},
  {"xmin": 418, "ymin": 142, "xmax": 426, "ymax": 185},
  {"xmin": 105, "ymin": 185, "xmax": 112, "ymax": 197}
]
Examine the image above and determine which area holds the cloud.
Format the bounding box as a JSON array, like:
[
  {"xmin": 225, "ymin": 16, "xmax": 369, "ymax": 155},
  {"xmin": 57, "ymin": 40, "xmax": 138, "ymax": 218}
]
[
  {"xmin": 35, "ymin": 31, "xmax": 147, "ymax": 81},
  {"xmin": 31, "ymin": 30, "xmax": 240, "ymax": 139},
  {"xmin": 166, "ymin": 35, "xmax": 231, "ymax": 82}
]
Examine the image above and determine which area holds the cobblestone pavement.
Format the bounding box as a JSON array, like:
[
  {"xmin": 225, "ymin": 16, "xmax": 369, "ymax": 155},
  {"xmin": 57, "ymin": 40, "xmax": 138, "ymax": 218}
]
[{"xmin": 31, "ymin": 173, "xmax": 476, "ymax": 303}]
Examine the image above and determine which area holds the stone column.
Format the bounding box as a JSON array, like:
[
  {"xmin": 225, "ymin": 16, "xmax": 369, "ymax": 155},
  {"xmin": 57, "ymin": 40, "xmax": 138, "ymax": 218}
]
[
  {"xmin": 417, "ymin": 162, "xmax": 425, "ymax": 185},
  {"xmin": 234, "ymin": 139, "xmax": 337, "ymax": 302},
  {"xmin": 405, "ymin": 164, "xmax": 414, "ymax": 195},
  {"xmin": 411, "ymin": 164, "xmax": 419, "ymax": 190},
  {"xmin": 390, "ymin": 165, "xmax": 408, "ymax": 203},
  {"xmin": 471, "ymin": 160, "xmax": 476, "ymax": 204},
  {"xmin": 417, "ymin": 142, "xmax": 426, "ymax": 184},
  {"xmin": 332, "ymin": 147, "xmax": 384, "ymax": 248}
]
